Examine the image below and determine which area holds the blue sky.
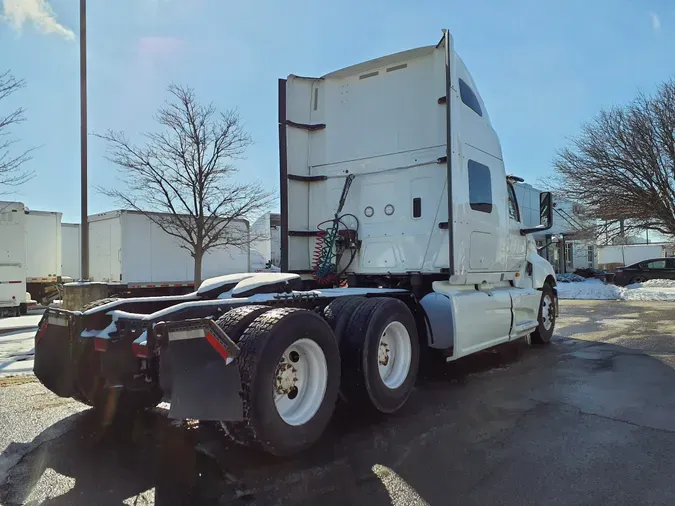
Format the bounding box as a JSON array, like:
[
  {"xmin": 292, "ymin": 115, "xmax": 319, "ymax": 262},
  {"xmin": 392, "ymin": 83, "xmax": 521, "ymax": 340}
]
[{"xmin": 0, "ymin": 0, "xmax": 673, "ymax": 222}]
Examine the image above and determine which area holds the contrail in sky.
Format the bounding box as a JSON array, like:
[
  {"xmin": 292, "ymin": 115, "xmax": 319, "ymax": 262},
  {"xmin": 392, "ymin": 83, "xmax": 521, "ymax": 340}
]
[{"xmin": 2, "ymin": 0, "xmax": 74, "ymax": 39}]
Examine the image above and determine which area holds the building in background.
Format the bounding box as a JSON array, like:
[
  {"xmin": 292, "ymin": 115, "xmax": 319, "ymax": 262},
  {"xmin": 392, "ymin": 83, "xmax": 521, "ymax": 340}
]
[
  {"xmin": 514, "ymin": 181, "xmax": 674, "ymax": 273},
  {"xmin": 514, "ymin": 183, "xmax": 596, "ymax": 273}
]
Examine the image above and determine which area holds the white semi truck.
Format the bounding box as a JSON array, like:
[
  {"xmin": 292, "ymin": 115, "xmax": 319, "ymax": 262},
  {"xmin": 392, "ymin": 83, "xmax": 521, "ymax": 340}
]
[
  {"xmin": 0, "ymin": 202, "xmax": 28, "ymax": 316},
  {"xmin": 34, "ymin": 30, "xmax": 557, "ymax": 457}
]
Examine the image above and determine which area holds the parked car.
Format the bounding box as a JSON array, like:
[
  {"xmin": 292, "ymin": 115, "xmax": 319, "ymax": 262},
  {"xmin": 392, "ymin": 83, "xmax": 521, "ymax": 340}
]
[{"xmin": 614, "ymin": 258, "xmax": 675, "ymax": 286}]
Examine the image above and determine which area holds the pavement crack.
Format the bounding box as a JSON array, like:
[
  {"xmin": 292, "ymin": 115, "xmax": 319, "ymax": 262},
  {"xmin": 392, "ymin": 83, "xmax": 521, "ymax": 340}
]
[{"xmin": 530, "ymin": 397, "xmax": 675, "ymax": 435}]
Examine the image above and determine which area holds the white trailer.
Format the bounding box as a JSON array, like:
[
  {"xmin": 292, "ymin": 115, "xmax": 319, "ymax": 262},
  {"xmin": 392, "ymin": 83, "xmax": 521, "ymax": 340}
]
[
  {"xmin": 250, "ymin": 212, "xmax": 281, "ymax": 271},
  {"xmin": 0, "ymin": 202, "xmax": 27, "ymax": 316},
  {"xmin": 61, "ymin": 223, "xmax": 81, "ymax": 280},
  {"xmin": 35, "ymin": 29, "xmax": 558, "ymax": 457},
  {"xmin": 88, "ymin": 210, "xmax": 251, "ymax": 294},
  {"xmin": 25, "ymin": 209, "xmax": 64, "ymax": 304},
  {"xmin": 598, "ymin": 243, "xmax": 671, "ymax": 267}
]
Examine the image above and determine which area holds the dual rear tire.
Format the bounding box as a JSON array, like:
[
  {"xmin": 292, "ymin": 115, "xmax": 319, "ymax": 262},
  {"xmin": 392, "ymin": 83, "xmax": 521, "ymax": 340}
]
[
  {"xmin": 218, "ymin": 297, "xmax": 420, "ymax": 456},
  {"xmin": 325, "ymin": 297, "xmax": 420, "ymax": 414}
]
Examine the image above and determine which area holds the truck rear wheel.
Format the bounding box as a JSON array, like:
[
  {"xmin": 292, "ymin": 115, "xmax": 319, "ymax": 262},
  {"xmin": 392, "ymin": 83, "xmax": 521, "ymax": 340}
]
[
  {"xmin": 341, "ymin": 297, "xmax": 419, "ymax": 414},
  {"xmin": 531, "ymin": 283, "xmax": 556, "ymax": 344},
  {"xmin": 221, "ymin": 307, "xmax": 340, "ymax": 456},
  {"xmin": 323, "ymin": 296, "xmax": 366, "ymax": 343},
  {"xmin": 216, "ymin": 305, "xmax": 271, "ymax": 342}
]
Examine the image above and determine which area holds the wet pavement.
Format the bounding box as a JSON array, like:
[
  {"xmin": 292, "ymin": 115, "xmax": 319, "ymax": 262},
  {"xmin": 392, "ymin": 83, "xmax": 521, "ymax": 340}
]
[{"xmin": 1, "ymin": 300, "xmax": 675, "ymax": 505}]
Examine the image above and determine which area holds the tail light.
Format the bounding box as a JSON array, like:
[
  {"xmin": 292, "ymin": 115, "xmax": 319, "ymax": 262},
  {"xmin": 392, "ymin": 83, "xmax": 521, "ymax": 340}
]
[{"xmin": 35, "ymin": 322, "xmax": 48, "ymax": 345}]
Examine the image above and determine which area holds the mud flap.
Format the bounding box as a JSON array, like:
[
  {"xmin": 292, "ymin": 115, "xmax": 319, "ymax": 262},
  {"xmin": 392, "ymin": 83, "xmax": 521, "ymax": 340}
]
[
  {"xmin": 160, "ymin": 320, "xmax": 243, "ymax": 422},
  {"xmin": 33, "ymin": 310, "xmax": 79, "ymax": 398}
]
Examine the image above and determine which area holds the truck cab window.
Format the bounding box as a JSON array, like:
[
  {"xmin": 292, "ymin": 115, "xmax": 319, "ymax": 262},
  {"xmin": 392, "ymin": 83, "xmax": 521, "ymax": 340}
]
[
  {"xmin": 468, "ymin": 160, "xmax": 492, "ymax": 213},
  {"xmin": 507, "ymin": 183, "xmax": 520, "ymax": 221},
  {"xmin": 459, "ymin": 79, "xmax": 483, "ymax": 117}
]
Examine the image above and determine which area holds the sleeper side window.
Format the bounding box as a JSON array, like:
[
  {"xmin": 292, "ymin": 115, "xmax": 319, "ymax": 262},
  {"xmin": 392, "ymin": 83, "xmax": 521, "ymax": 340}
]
[{"xmin": 468, "ymin": 160, "xmax": 492, "ymax": 213}]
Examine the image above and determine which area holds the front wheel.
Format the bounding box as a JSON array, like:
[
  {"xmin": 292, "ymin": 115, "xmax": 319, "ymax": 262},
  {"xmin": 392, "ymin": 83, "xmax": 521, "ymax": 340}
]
[{"xmin": 531, "ymin": 283, "xmax": 556, "ymax": 344}]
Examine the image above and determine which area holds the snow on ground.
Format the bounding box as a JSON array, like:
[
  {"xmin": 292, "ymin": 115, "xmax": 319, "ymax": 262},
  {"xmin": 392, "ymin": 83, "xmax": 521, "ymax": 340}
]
[
  {"xmin": 0, "ymin": 311, "xmax": 42, "ymax": 377},
  {"xmin": 0, "ymin": 313, "xmax": 42, "ymax": 332},
  {"xmin": 558, "ymin": 279, "xmax": 675, "ymax": 301},
  {"xmin": 0, "ymin": 328, "xmax": 35, "ymax": 377}
]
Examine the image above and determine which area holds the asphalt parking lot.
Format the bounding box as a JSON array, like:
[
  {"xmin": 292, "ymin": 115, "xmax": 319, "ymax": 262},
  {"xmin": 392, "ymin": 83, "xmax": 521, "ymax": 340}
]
[{"xmin": 2, "ymin": 300, "xmax": 675, "ymax": 505}]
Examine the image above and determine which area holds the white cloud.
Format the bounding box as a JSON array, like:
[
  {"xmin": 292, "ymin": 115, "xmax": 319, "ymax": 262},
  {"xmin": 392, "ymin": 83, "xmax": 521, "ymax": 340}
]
[
  {"xmin": 650, "ymin": 11, "xmax": 661, "ymax": 32},
  {"xmin": 2, "ymin": 0, "xmax": 74, "ymax": 39}
]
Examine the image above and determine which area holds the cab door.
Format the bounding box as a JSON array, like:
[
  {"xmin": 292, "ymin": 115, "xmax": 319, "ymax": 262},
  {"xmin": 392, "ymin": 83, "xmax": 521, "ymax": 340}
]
[{"xmin": 505, "ymin": 182, "xmax": 527, "ymax": 272}]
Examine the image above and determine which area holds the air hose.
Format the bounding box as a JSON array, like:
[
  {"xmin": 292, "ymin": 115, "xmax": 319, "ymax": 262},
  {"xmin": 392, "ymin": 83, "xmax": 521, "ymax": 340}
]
[{"xmin": 312, "ymin": 174, "xmax": 356, "ymax": 285}]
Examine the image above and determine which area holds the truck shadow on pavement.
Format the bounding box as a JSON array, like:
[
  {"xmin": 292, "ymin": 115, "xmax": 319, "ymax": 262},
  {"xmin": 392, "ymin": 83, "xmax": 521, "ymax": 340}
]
[{"xmin": 4, "ymin": 335, "xmax": 675, "ymax": 505}]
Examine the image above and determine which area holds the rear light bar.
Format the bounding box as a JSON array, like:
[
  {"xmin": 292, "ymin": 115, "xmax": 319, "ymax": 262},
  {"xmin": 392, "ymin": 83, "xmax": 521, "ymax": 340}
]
[{"xmin": 156, "ymin": 318, "xmax": 240, "ymax": 365}]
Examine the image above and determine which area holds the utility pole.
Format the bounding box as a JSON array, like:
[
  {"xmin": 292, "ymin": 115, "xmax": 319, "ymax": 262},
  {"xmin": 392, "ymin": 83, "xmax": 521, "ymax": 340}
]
[{"xmin": 80, "ymin": 0, "xmax": 89, "ymax": 280}]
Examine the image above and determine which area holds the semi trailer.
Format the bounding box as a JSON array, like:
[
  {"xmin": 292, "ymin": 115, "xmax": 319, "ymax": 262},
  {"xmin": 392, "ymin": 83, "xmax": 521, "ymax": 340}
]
[
  {"xmin": 26, "ymin": 209, "xmax": 67, "ymax": 306},
  {"xmin": 34, "ymin": 29, "xmax": 557, "ymax": 457},
  {"xmin": 60, "ymin": 210, "xmax": 253, "ymax": 298},
  {"xmin": 250, "ymin": 212, "xmax": 281, "ymax": 271},
  {"xmin": 0, "ymin": 202, "xmax": 28, "ymax": 316}
]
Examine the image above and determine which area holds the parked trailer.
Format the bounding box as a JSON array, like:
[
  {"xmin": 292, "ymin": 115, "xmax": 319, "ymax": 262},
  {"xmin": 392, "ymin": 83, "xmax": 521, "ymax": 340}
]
[
  {"xmin": 34, "ymin": 30, "xmax": 558, "ymax": 457},
  {"xmin": 61, "ymin": 223, "xmax": 81, "ymax": 280},
  {"xmin": 86, "ymin": 210, "xmax": 252, "ymax": 297},
  {"xmin": 0, "ymin": 202, "xmax": 28, "ymax": 316},
  {"xmin": 25, "ymin": 209, "xmax": 65, "ymax": 305},
  {"xmin": 250, "ymin": 212, "xmax": 281, "ymax": 271}
]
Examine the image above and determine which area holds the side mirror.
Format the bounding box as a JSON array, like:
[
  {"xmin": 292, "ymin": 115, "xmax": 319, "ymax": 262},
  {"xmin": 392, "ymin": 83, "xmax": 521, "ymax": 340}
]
[
  {"xmin": 539, "ymin": 192, "xmax": 552, "ymax": 228},
  {"xmin": 521, "ymin": 191, "xmax": 554, "ymax": 235}
]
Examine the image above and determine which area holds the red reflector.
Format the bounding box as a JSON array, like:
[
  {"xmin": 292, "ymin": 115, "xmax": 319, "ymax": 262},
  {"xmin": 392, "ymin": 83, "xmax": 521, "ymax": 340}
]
[
  {"xmin": 8, "ymin": 280, "xmax": 21, "ymax": 284},
  {"xmin": 204, "ymin": 332, "xmax": 229, "ymax": 363},
  {"xmin": 132, "ymin": 343, "xmax": 149, "ymax": 358},
  {"xmin": 35, "ymin": 323, "xmax": 48, "ymax": 345},
  {"xmin": 94, "ymin": 338, "xmax": 109, "ymax": 352}
]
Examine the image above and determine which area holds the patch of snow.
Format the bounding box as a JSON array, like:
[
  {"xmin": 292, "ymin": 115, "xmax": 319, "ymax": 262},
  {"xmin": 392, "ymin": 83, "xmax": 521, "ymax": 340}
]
[
  {"xmin": 0, "ymin": 328, "xmax": 36, "ymax": 378},
  {"xmin": 557, "ymin": 279, "xmax": 623, "ymax": 300},
  {"xmin": 558, "ymin": 278, "xmax": 675, "ymax": 301},
  {"xmin": 231, "ymin": 273, "xmax": 301, "ymax": 296},
  {"xmin": 0, "ymin": 314, "xmax": 42, "ymax": 332},
  {"xmin": 625, "ymin": 278, "xmax": 675, "ymax": 289},
  {"xmin": 197, "ymin": 273, "xmax": 257, "ymax": 295}
]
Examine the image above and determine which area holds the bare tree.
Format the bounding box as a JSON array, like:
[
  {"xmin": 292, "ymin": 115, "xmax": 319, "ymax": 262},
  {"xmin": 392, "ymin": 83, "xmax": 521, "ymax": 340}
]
[
  {"xmin": 0, "ymin": 70, "xmax": 34, "ymax": 190},
  {"xmin": 96, "ymin": 83, "xmax": 275, "ymax": 286},
  {"xmin": 552, "ymin": 79, "xmax": 675, "ymax": 241}
]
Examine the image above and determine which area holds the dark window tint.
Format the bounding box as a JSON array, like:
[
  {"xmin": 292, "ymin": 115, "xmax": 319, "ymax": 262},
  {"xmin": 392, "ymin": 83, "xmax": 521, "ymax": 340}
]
[
  {"xmin": 459, "ymin": 79, "xmax": 482, "ymax": 117},
  {"xmin": 468, "ymin": 160, "xmax": 492, "ymax": 213},
  {"xmin": 412, "ymin": 198, "xmax": 422, "ymax": 218},
  {"xmin": 507, "ymin": 183, "xmax": 520, "ymax": 221},
  {"xmin": 667, "ymin": 259, "xmax": 675, "ymax": 269}
]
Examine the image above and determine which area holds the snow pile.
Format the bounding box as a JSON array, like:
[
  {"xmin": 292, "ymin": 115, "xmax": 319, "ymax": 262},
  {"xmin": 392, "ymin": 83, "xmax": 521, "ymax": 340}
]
[
  {"xmin": 625, "ymin": 279, "xmax": 675, "ymax": 289},
  {"xmin": 557, "ymin": 279, "xmax": 623, "ymax": 300},
  {"xmin": 556, "ymin": 273, "xmax": 587, "ymax": 283},
  {"xmin": 558, "ymin": 278, "xmax": 675, "ymax": 301}
]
